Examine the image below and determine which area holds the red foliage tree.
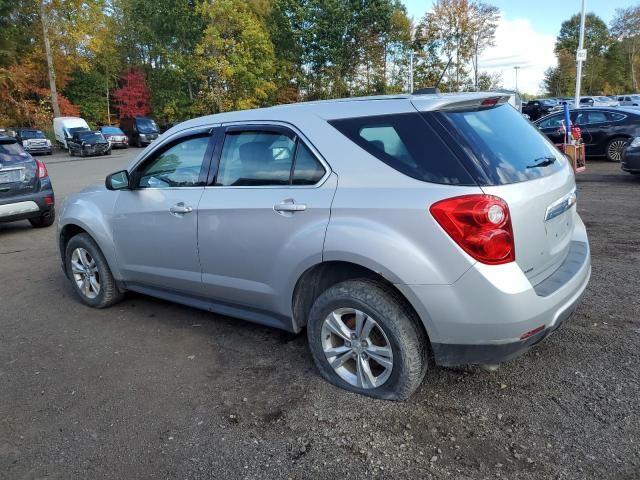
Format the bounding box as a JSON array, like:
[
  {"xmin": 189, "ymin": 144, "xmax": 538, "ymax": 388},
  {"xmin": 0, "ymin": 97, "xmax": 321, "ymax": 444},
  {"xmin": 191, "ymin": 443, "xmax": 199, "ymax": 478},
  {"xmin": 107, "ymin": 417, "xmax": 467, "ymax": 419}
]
[{"xmin": 112, "ymin": 69, "xmax": 151, "ymax": 118}]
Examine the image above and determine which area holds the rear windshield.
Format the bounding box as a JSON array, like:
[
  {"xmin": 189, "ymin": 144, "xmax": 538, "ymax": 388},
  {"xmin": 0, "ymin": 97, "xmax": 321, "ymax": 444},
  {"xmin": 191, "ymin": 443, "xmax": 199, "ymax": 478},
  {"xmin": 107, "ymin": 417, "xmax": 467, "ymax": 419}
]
[
  {"xmin": 328, "ymin": 113, "xmax": 475, "ymax": 185},
  {"xmin": 434, "ymin": 104, "xmax": 565, "ymax": 184},
  {"xmin": 0, "ymin": 141, "xmax": 28, "ymax": 161}
]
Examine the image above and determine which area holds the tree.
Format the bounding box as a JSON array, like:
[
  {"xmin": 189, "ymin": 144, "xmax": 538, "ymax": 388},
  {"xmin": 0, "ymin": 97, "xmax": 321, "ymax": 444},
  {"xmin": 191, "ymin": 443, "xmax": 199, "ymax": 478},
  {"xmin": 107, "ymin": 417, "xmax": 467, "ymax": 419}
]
[
  {"xmin": 470, "ymin": 2, "xmax": 500, "ymax": 91},
  {"xmin": 556, "ymin": 13, "xmax": 611, "ymax": 94},
  {"xmin": 194, "ymin": 0, "xmax": 276, "ymax": 113},
  {"xmin": 610, "ymin": 6, "xmax": 640, "ymax": 91},
  {"xmin": 112, "ymin": 69, "xmax": 151, "ymax": 118},
  {"xmin": 40, "ymin": 0, "xmax": 60, "ymax": 118}
]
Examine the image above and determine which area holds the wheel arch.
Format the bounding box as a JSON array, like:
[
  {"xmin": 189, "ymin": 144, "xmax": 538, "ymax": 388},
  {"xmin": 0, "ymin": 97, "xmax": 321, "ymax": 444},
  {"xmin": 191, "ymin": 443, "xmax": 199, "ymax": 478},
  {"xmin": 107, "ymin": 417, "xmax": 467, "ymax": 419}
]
[{"xmin": 291, "ymin": 261, "xmax": 431, "ymax": 343}]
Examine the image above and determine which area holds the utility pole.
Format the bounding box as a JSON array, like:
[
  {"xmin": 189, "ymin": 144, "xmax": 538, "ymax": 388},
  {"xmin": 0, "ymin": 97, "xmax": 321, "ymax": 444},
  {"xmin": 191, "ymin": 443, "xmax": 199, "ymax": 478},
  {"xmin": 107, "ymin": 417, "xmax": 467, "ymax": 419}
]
[
  {"xmin": 40, "ymin": 0, "xmax": 60, "ymax": 118},
  {"xmin": 574, "ymin": 0, "xmax": 587, "ymax": 108},
  {"xmin": 409, "ymin": 50, "xmax": 414, "ymax": 93},
  {"xmin": 514, "ymin": 66, "xmax": 520, "ymax": 94}
]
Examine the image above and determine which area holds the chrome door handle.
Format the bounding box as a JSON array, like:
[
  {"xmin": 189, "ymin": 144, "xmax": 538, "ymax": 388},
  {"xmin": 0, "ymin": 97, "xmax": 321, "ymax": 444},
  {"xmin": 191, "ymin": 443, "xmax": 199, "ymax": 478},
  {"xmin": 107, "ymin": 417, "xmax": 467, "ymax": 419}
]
[
  {"xmin": 274, "ymin": 200, "xmax": 307, "ymax": 213},
  {"xmin": 170, "ymin": 202, "xmax": 193, "ymax": 215}
]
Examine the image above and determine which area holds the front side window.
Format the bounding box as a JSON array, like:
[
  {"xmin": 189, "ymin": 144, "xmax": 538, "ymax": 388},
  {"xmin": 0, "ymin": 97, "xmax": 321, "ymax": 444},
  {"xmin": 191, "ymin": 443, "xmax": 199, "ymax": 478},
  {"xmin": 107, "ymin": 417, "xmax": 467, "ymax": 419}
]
[{"xmin": 138, "ymin": 136, "xmax": 210, "ymax": 188}]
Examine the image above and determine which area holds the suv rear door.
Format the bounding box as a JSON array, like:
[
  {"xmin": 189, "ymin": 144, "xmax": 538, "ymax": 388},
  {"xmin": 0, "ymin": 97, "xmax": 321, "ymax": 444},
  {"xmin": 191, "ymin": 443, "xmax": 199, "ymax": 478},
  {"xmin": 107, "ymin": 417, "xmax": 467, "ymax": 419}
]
[{"xmin": 197, "ymin": 123, "xmax": 336, "ymax": 326}]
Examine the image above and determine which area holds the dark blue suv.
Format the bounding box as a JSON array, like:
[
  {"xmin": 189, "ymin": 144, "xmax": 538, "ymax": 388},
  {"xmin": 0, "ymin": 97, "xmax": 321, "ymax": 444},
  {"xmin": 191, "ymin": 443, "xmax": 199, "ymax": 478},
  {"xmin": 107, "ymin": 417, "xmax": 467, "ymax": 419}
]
[{"xmin": 0, "ymin": 135, "xmax": 55, "ymax": 228}]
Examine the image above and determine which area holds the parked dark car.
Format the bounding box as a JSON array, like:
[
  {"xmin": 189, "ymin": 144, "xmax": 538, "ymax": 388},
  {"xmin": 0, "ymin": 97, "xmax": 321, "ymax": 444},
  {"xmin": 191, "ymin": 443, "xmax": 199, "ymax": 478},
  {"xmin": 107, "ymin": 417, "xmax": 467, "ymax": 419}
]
[
  {"xmin": 621, "ymin": 137, "xmax": 640, "ymax": 174},
  {"xmin": 68, "ymin": 131, "xmax": 112, "ymax": 157},
  {"xmin": 522, "ymin": 99, "xmax": 558, "ymax": 120},
  {"xmin": 534, "ymin": 107, "xmax": 640, "ymax": 161},
  {"xmin": 119, "ymin": 117, "xmax": 160, "ymax": 147},
  {"xmin": 15, "ymin": 128, "xmax": 53, "ymax": 155},
  {"xmin": 0, "ymin": 135, "xmax": 55, "ymax": 227},
  {"xmin": 99, "ymin": 126, "xmax": 128, "ymax": 149}
]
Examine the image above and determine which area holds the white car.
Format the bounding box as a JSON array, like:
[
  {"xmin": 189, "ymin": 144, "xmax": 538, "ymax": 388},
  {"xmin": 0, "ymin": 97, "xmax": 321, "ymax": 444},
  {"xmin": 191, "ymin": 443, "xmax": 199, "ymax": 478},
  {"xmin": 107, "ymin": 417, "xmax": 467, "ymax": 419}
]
[{"xmin": 616, "ymin": 95, "xmax": 640, "ymax": 107}]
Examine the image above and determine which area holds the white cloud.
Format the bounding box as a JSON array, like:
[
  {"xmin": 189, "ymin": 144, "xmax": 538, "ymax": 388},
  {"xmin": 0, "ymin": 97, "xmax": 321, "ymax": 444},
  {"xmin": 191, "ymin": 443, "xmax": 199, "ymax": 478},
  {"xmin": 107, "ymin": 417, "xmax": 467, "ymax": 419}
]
[{"xmin": 478, "ymin": 16, "xmax": 557, "ymax": 95}]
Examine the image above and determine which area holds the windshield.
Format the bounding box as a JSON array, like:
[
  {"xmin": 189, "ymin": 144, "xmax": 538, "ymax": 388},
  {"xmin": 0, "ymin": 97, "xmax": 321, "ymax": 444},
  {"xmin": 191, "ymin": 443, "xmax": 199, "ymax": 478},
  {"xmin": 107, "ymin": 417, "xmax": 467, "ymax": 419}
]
[
  {"xmin": 102, "ymin": 127, "xmax": 124, "ymax": 135},
  {"xmin": 20, "ymin": 130, "xmax": 46, "ymax": 139},
  {"xmin": 78, "ymin": 132, "xmax": 106, "ymax": 144},
  {"xmin": 66, "ymin": 127, "xmax": 90, "ymax": 137},
  {"xmin": 437, "ymin": 103, "xmax": 565, "ymax": 185},
  {"xmin": 136, "ymin": 118, "xmax": 158, "ymax": 133}
]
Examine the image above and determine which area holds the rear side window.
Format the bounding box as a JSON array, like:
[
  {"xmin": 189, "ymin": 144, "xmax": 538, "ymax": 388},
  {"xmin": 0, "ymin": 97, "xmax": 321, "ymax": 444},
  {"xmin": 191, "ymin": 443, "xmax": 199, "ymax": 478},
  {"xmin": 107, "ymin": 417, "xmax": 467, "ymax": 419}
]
[
  {"xmin": 436, "ymin": 103, "xmax": 565, "ymax": 184},
  {"xmin": 609, "ymin": 112, "xmax": 626, "ymax": 122},
  {"xmin": 293, "ymin": 143, "xmax": 325, "ymax": 185},
  {"xmin": 329, "ymin": 113, "xmax": 475, "ymax": 185},
  {"xmin": 538, "ymin": 114, "xmax": 565, "ymax": 128}
]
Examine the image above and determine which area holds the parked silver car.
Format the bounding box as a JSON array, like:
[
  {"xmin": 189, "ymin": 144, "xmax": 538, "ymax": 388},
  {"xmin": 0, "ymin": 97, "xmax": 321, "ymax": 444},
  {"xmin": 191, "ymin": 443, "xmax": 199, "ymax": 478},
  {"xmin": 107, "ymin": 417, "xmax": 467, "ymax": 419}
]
[
  {"xmin": 617, "ymin": 95, "xmax": 640, "ymax": 107},
  {"xmin": 58, "ymin": 93, "xmax": 591, "ymax": 400}
]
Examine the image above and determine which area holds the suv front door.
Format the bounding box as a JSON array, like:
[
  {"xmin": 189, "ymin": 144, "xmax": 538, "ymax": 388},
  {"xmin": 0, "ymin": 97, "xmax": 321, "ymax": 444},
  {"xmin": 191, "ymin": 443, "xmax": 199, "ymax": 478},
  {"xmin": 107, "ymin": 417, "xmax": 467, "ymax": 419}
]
[
  {"xmin": 197, "ymin": 124, "xmax": 337, "ymax": 328},
  {"xmin": 112, "ymin": 128, "xmax": 216, "ymax": 293}
]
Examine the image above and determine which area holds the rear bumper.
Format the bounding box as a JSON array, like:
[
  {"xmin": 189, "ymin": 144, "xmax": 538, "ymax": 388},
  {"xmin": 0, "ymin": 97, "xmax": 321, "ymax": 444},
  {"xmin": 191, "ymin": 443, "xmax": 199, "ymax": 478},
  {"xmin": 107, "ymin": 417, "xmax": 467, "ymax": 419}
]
[
  {"xmin": 0, "ymin": 190, "xmax": 55, "ymax": 223},
  {"xmin": 621, "ymin": 148, "xmax": 640, "ymax": 173},
  {"xmin": 398, "ymin": 216, "xmax": 591, "ymax": 366}
]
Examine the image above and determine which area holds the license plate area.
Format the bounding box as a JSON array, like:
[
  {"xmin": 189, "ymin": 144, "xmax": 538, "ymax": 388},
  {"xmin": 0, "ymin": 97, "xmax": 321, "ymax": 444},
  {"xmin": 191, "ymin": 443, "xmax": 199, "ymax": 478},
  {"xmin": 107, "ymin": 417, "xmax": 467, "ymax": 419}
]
[{"xmin": 0, "ymin": 168, "xmax": 25, "ymax": 184}]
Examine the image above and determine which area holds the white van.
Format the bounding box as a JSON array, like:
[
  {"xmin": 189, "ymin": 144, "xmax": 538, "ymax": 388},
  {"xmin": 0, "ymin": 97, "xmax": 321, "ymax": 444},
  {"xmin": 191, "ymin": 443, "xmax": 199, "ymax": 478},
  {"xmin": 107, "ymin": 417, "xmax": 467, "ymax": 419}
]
[{"xmin": 53, "ymin": 117, "xmax": 90, "ymax": 149}]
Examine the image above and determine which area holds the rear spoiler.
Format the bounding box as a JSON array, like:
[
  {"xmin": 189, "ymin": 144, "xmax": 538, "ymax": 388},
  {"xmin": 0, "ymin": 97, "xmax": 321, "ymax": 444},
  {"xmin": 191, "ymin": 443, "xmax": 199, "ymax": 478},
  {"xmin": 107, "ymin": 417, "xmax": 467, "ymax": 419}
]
[{"xmin": 411, "ymin": 93, "xmax": 511, "ymax": 113}]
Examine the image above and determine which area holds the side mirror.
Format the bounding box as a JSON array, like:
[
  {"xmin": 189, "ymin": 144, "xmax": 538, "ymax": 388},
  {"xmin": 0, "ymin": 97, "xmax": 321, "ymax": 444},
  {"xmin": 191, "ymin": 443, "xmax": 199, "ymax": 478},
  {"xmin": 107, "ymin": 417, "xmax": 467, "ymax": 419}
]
[{"xmin": 106, "ymin": 170, "xmax": 130, "ymax": 190}]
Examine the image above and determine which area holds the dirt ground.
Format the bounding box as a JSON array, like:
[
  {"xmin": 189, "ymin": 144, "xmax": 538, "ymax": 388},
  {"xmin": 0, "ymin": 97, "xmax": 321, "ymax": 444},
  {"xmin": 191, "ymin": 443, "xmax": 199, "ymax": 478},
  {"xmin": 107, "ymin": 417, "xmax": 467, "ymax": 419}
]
[{"xmin": 1, "ymin": 152, "xmax": 639, "ymax": 480}]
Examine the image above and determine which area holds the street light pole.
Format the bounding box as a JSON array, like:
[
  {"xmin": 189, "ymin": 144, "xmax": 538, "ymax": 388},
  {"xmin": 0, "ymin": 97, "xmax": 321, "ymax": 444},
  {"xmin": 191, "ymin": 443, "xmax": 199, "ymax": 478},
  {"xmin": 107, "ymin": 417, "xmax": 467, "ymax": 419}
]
[
  {"xmin": 574, "ymin": 0, "xmax": 587, "ymax": 107},
  {"xmin": 514, "ymin": 66, "xmax": 520, "ymax": 94}
]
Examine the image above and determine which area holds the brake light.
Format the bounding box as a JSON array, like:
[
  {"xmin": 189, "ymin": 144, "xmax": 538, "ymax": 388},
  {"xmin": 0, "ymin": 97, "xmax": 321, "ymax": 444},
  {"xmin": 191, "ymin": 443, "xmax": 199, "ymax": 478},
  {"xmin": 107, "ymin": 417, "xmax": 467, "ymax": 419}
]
[
  {"xmin": 480, "ymin": 97, "xmax": 500, "ymax": 107},
  {"xmin": 35, "ymin": 159, "xmax": 48, "ymax": 179},
  {"xmin": 430, "ymin": 195, "xmax": 515, "ymax": 265}
]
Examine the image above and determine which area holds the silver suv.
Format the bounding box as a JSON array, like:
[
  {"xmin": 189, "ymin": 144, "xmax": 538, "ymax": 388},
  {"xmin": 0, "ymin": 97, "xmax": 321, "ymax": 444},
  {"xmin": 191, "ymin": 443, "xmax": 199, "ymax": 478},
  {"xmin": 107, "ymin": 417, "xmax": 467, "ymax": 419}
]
[{"xmin": 58, "ymin": 93, "xmax": 591, "ymax": 400}]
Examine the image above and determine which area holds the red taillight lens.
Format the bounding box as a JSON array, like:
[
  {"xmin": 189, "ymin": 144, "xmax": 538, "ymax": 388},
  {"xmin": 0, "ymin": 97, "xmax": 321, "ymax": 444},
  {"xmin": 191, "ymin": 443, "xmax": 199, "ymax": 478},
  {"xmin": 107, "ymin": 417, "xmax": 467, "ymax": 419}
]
[
  {"xmin": 35, "ymin": 159, "xmax": 48, "ymax": 179},
  {"xmin": 430, "ymin": 194, "xmax": 515, "ymax": 265}
]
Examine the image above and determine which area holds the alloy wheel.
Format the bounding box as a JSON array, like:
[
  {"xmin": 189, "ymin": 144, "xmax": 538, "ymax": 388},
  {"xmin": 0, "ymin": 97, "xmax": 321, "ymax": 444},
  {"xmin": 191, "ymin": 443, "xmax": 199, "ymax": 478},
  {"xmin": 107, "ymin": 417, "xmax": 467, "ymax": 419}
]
[
  {"xmin": 607, "ymin": 139, "xmax": 626, "ymax": 162},
  {"xmin": 71, "ymin": 247, "xmax": 101, "ymax": 299},
  {"xmin": 321, "ymin": 308, "xmax": 393, "ymax": 389}
]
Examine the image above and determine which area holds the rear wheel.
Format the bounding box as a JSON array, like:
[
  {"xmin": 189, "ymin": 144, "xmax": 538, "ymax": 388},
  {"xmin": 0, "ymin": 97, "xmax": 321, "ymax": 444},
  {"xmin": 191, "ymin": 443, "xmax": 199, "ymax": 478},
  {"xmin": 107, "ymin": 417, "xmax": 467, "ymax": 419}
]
[
  {"xmin": 606, "ymin": 137, "xmax": 627, "ymax": 162},
  {"xmin": 307, "ymin": 279, "xmax": 428, "ymax": 400},
  {"xmin": 29, "ymin": 209, "xmax": 55, "ymax": 228},
  {"xmin": 65, "ymin": 233, "xmax": 124, "ymax": 308}
]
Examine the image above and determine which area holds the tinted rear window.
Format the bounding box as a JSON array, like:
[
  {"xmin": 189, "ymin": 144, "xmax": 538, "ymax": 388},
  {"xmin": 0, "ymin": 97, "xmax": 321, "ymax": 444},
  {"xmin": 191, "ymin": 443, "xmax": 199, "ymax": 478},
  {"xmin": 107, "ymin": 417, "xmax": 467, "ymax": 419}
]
[
  {"xmin": 328, "ymin": 113, "xmax": 475, "ymax": 185},
  {"xmin": 434, "ymin": 104, "xmax": 565, "ymax": 184}
]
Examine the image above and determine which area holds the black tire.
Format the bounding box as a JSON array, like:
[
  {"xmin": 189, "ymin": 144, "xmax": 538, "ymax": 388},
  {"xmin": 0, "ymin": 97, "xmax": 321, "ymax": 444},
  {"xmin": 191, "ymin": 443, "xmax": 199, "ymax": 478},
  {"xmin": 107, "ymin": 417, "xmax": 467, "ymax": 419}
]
[
  {"xmin": 79, "ymin": 148, "xmax": 85, "ymax": 158},
  {"xmin": 105, "ymin": 148, "xmax": 112, "ymax": 155},
  {"xmin": 29, "ymin": 209, "xmax": 55, "ymax": 228},
  {"xmin": 69, "ymin": 148, "xmax": 75, "ymax": 157},
  {"xmin": 606, "ymin": 137, "xmax": 627, "ymax": 162},
  {"xmin": 64, "ymin": 233, "xmax": 124, "ymax": 308},
  {"xmin": 307, "ymin": 279, "xmax": 428, "ymax": 400}
]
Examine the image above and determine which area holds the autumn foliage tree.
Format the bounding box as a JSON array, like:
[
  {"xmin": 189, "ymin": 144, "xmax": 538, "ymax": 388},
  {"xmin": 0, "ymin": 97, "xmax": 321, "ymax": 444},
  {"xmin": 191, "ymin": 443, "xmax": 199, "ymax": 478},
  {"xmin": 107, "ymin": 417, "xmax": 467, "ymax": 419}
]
[{"xmin": 112, "ymin": 69, "xmax": 151, "ymax": 118}]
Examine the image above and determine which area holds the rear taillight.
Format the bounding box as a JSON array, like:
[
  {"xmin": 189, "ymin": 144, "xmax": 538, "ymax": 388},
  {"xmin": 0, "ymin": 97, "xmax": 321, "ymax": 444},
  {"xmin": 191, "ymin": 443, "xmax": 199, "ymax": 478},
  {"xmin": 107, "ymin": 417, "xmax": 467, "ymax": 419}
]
[
  {"xmin": 35, "ymin": 159, "xmax": 48, "ymax": 179},
  {"xmin": 430, "ymin": 194, "xmax": 515, "ymax": 265}
]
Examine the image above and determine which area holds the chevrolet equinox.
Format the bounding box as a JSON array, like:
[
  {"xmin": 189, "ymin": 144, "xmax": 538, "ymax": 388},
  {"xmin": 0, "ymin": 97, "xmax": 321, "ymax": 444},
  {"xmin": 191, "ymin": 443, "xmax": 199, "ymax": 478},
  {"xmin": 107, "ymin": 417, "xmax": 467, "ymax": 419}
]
[{"xmin": 58, "ymin": 93, "xmax": 591, "ymax": 400}]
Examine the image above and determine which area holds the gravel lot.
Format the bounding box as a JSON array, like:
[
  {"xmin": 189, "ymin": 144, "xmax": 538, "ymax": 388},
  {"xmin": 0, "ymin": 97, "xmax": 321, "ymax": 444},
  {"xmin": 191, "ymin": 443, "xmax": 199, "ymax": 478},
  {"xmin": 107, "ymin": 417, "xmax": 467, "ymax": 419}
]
[{"xmin": 1, "ymin": 150, "xmax": 639, "ymax": 480}]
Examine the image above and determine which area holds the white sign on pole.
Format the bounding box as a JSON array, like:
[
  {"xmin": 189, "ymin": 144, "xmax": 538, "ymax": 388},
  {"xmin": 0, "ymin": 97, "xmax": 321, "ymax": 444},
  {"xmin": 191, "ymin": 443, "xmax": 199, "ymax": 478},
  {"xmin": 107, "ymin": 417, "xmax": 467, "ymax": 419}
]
[{"xmin": 576, "ymin": 49, "xmax": 587, "ymax": 62}]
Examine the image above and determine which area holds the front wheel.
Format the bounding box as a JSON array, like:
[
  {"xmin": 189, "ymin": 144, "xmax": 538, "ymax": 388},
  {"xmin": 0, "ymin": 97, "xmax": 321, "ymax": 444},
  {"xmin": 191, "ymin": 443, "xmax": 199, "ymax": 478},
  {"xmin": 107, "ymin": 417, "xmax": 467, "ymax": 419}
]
[
  {"xmin": 606, "ymin": 137, "xmax": 627, "ymax": 162},
  {"xmin": 65, "ymin": 233, "xmax": 124, "ymax": 308},
  {"xmin": 307, "ymin": 279, "xmax": 428, "ymax": 400}
]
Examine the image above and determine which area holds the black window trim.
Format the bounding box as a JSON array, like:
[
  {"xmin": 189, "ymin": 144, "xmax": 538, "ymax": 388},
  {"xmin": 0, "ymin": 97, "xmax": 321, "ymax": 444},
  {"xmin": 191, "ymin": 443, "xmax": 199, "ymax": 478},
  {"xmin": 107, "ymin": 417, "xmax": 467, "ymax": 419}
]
[
  {"xmin": 206, "ymin": 121, "xmax": 330, "ymax": 188},
  {"xmin": 129, "ymin": 126, "xmax": 218, "ymax": 190}
]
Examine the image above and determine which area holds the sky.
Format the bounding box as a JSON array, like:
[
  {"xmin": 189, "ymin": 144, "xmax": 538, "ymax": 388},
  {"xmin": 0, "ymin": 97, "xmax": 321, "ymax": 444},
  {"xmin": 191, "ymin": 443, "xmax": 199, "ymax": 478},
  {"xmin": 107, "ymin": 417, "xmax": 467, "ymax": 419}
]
[{"xmin": 402, "ymin": 0, "xmax": 632, "ymax": 94}]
